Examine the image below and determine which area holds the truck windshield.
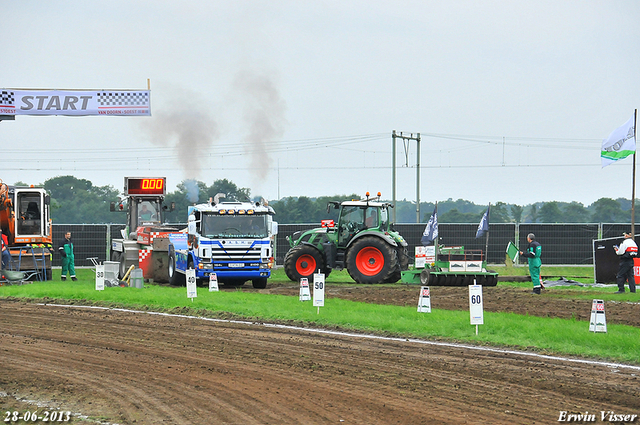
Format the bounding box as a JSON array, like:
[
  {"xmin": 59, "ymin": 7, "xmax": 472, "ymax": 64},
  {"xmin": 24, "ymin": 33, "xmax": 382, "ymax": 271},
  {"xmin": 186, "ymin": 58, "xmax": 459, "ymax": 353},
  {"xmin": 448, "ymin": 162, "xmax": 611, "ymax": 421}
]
[{"xmin": 201, "ymin": 214, "xmax": 268, "ymax": 238}]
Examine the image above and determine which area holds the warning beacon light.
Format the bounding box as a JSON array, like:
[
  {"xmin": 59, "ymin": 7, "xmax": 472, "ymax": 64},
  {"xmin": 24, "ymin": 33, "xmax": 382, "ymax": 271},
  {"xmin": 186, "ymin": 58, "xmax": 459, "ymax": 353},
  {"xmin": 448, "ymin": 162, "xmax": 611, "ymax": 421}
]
[{"xmin": 125, "ymin": 177, "xmax": 166, "ymax": 196}]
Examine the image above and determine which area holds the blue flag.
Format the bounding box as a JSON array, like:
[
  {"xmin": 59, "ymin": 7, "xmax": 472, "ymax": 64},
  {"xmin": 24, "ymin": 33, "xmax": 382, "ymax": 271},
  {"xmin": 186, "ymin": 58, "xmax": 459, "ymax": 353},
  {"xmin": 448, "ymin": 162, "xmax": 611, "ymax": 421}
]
[
  {"xmin": 475, "ymin": 206, "xmax": 490, "ymax": 239},
  {"xmin": 421, "ymin": 205, "xmax": 438, "ymax": 245}
]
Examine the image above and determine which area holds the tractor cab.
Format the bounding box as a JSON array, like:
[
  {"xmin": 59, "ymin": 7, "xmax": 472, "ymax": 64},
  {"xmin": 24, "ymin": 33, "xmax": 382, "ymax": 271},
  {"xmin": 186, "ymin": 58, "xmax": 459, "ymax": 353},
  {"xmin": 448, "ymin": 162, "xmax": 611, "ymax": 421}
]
[
  {"xmin": 327, "ymin": 192, "xmax": 390, "ymax": 248},
  {"xmin": 110, "ymin": 177, "xmax": 174, "ymax": 239},
  {"xmin": 134, "ymin": 199, "xmax": 162, "ymax": 227}
]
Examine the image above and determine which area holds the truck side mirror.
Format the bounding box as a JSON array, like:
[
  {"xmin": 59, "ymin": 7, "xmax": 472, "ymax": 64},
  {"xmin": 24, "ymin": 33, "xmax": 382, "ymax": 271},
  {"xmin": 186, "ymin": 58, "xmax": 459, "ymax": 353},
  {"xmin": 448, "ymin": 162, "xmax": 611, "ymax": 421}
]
[
  {"xmin": 271, "ymin": 221, "xmax": 278, "ymax": 236},
  {"xmin": 188, "ymin": 214, "xmax": 196, "ymax": 236},
  {"xmin": 110, "ymin": 201, "xmax": 116, "ymax": 212}
]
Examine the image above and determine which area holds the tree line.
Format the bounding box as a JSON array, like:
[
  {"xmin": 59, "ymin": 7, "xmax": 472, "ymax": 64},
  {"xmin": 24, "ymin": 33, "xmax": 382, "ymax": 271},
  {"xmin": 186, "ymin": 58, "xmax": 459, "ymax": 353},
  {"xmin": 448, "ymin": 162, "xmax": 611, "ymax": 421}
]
[{"xmin": 13, "ymin": 175, "xmax": 638, "ymax": 224}]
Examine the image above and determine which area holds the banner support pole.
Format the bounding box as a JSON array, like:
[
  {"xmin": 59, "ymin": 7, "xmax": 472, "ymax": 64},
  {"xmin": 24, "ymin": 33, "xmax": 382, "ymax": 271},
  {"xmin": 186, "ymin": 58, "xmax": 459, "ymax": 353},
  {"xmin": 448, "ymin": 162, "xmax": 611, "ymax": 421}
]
[{"xmin": 633, "ymin": 109, "xmax": 638, "ymax": 237}]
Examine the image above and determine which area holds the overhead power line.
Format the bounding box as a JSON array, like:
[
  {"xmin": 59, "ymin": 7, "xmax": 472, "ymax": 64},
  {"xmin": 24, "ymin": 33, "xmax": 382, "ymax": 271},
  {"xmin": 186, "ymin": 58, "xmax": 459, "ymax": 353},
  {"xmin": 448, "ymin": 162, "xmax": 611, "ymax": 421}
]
[{"xmin": 4, "ymin": 131, "xmax": 607, "ymax": 171}]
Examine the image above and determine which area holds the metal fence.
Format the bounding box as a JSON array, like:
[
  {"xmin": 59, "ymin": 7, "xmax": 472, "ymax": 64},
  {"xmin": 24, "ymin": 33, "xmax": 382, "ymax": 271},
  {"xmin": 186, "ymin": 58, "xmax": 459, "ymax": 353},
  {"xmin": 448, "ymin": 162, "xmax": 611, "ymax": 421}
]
[
  {"xmin": 48, "ymin": 222, "xmax": 633, "ymax": 268},
  {"xmin": 52, "ymin": 224, "xmax": 112, "ymax": 267},
  {"xmin": 274, "ymin": 223, "xmax": 623, "ymax": 266}
]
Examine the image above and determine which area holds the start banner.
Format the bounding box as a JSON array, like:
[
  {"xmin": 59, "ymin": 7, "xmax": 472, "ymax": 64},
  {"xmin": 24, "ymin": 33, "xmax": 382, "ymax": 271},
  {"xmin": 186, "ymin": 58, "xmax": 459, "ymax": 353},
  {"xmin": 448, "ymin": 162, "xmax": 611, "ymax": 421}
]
[{"xmin": 0, "ymin": 89, "xmax": 150, "ymax": 116}]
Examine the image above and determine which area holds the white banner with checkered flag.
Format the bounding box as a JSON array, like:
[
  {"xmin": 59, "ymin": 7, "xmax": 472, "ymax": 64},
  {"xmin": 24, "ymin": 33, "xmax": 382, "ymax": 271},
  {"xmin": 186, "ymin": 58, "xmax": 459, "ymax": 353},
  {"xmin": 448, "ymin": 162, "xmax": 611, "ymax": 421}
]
[{"xmin": 0, "ymin": 89, "xmax": 150, "ymax": 116}]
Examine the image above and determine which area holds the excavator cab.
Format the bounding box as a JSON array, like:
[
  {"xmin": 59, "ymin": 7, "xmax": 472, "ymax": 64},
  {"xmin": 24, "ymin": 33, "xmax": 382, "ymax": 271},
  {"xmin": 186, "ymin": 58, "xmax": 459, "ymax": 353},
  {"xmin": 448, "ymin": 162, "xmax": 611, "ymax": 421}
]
[
  {"xmin": 0, "ymin": 183, "xmax": 52, "ymax": 280},
  {"xmin": 14, "ymin": 188, "xmax": 50, "ymax": 242}
]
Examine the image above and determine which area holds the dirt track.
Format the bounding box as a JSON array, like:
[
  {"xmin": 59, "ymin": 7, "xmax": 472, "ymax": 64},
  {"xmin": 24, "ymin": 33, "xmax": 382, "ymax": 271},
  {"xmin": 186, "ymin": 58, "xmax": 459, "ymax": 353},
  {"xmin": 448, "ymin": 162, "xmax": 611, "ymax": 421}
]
[{"xmin": 1, "ymin": 284, "xmax": 640, "ymax": 424}]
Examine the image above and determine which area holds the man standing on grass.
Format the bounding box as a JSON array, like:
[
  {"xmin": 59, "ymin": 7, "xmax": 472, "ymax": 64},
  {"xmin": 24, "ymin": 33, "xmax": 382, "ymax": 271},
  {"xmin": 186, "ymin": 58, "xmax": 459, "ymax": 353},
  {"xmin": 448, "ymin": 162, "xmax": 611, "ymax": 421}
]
[
  {"xmin": 520, "ymin": 233, "xmax": 542, "ymax": 294},
  {"xmin": 58, "ymin": 231, "xmax": 77, "ymax": 281},
  {"xmin": 613, "ymin": 232, "xmax": 637, "ymax": 294}
]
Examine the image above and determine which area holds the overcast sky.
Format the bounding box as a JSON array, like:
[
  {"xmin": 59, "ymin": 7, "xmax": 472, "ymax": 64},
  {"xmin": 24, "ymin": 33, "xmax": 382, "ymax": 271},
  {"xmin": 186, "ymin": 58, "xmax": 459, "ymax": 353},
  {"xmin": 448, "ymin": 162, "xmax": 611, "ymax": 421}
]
[{"xmin": 2, "ymin": 1, "xmax": 639, "ymax": 209}]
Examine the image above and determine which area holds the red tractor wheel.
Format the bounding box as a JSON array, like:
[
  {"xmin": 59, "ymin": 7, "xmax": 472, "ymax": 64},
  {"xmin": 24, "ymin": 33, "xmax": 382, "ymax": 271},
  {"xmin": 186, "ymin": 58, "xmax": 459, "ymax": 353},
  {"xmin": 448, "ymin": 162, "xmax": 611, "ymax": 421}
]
[
  {"xmin": 355, "ymin": 247, "xmax": 384, "ymax": 276},
  {"xmin": 284, "ymin": 245, "xmax": 325, "ymax": 282},
  {"xmin": 296, "ymin": 253, "xmax": 317, "ymax": 275},
  {"xmin": 346, "ymin": 236, "xmax": 397, "ymax": 284}
]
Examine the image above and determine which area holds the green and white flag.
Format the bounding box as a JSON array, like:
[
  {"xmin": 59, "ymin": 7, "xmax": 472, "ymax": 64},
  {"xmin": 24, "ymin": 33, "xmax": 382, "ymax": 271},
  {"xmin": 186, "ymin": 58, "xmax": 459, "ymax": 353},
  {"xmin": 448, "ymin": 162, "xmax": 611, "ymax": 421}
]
[{"xmin": 601, "ymin": 115, "xmax": 636, "ymax": 167}]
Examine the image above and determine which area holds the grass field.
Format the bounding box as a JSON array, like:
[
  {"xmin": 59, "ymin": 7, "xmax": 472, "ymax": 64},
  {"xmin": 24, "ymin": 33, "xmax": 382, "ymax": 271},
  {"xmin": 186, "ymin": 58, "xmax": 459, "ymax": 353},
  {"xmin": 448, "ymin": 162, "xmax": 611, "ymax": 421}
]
[{"xmin": 1, "ymin": 265, "xmax": 639, "ymax": 364}]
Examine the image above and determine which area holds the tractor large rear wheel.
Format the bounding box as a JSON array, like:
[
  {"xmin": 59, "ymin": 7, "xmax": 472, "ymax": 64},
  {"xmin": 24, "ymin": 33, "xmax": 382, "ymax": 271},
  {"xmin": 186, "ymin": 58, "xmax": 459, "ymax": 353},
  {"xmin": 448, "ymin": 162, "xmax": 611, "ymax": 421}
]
[
  {"xmin": 346, "ymin": 237, "xmax": 397, "ymax": 284},
  {"xmin": 284, "ymin": 245, "xmax": 325, "ymax": 282}
]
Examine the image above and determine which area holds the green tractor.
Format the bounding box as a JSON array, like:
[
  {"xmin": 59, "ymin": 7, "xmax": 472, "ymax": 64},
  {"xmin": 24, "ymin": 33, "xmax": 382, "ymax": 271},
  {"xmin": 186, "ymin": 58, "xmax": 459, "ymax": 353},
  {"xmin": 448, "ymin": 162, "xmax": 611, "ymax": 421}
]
[{"xmin": 284, "ymin": 193, "xmax": 409, "ymax": 284}]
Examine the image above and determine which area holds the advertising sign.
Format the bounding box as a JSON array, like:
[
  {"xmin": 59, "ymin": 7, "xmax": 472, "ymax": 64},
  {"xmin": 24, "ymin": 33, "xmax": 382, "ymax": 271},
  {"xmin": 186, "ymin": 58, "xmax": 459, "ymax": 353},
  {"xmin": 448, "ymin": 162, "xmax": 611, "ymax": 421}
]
[
  {"xmin": 1, "ymin": 89, "xmax": 151, "ymax": 116},
  {"xmin": 209, "ymin": 273, "xmax": 219, "ymax": 292},
  {"xmin": 299, "ymin": 278, "xmax": 311, "ymax": 301},
  {"xmin": 417, "ymin": 286, "xmax": 431, "ymax": 313}
]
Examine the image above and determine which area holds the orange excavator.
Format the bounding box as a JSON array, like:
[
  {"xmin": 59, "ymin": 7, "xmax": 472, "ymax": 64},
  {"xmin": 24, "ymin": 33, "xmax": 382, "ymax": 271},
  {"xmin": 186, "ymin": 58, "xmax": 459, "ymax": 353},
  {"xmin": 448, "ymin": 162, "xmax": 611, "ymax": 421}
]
[{"xmin": 0, "ymin": 179, "xmax": 52, "ymax": 280}]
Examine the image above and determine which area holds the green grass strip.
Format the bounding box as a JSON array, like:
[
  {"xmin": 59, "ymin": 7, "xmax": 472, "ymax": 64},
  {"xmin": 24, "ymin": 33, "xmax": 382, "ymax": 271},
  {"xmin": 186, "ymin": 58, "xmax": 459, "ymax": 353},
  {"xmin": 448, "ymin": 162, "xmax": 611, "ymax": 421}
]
[{"xmin": 1, "ymin": 280, "xmax": 639, "ymax": 365}]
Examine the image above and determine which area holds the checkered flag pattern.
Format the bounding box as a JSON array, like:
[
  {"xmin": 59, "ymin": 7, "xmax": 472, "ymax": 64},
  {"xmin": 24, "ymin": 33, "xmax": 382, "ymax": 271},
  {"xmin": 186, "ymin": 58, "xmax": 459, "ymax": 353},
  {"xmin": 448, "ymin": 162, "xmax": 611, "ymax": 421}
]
[
  {"xmin": 97, "ymin": 91, "xmax": 149, "ymax": 107},
  {"xmin": 139, "ymin": 249, "xmax": 152, "ymax": 261},
  {"xmin": 0, "ymin": 91, "xmax": 15, "ymax": 106}
]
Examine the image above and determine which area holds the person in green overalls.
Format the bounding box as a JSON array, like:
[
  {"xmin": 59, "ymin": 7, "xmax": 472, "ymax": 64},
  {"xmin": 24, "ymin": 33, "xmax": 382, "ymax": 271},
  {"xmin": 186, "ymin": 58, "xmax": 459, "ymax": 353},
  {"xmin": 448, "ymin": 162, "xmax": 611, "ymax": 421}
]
[
  {"xmin": 520, "ymin": 233, "xmax": 542, "ymax": 294},
  {"xmin": 58, "ymin": 231, "xmax": 77, "ymax": 281}
]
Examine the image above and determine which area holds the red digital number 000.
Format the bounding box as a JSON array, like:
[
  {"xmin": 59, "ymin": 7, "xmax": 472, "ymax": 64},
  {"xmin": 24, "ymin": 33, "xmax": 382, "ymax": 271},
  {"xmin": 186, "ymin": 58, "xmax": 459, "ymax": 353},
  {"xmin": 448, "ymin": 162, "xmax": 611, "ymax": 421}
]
[{"xmin": 142, "ymin": 179, "xmax": 163, "ymax": 190}]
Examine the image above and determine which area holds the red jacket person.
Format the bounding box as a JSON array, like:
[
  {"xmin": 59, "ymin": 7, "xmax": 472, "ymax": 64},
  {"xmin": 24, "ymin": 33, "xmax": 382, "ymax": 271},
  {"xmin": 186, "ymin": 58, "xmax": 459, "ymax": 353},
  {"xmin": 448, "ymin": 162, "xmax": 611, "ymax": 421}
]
[{"xmin": 614, "ymin": 232, "xmax": 637, "ymax": 294}]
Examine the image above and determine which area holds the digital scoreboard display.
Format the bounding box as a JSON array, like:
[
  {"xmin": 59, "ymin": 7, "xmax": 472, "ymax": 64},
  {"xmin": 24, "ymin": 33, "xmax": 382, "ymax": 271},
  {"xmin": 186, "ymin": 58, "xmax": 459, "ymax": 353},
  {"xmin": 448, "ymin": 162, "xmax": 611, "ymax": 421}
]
[{"xmin": 125, "ymin": 177, "xmax": 166, "ymax": 196}]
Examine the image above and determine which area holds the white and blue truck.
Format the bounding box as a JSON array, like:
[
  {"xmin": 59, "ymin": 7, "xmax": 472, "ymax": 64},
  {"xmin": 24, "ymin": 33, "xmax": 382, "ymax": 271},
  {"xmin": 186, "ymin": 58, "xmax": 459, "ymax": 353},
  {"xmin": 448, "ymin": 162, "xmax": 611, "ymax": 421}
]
[{"xmin": 166, "ymin": 196, "xmax": 277, "ymax": 288}]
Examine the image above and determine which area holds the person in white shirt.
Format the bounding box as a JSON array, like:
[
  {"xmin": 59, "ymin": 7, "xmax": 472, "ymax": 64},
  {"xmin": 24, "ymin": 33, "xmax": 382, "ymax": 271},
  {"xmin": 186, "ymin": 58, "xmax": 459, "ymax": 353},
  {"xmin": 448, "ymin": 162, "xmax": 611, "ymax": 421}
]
[{"xmin": 614, "ymin": 232, "xmax": 637, "ymax": 294}]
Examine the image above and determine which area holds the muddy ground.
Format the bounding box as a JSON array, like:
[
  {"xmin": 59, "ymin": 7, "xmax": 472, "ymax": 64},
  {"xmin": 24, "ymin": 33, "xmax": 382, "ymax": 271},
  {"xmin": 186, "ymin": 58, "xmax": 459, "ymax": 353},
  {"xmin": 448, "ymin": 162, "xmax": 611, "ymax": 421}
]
[{"xmin": 1, "ymin": 282, "xmax": 639, "ymax": 424}]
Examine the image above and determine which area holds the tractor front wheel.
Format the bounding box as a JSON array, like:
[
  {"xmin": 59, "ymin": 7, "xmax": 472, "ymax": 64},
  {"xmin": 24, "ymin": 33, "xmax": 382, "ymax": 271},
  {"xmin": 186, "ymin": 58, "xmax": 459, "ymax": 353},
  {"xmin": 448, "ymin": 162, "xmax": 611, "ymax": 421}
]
[
  {"xmin": 346, "ymin": 237, "xmax": 397, "ymax": 284},
  {"xmin": 284, "ymin": 245, "xmax": 325, "ymax": 282}
]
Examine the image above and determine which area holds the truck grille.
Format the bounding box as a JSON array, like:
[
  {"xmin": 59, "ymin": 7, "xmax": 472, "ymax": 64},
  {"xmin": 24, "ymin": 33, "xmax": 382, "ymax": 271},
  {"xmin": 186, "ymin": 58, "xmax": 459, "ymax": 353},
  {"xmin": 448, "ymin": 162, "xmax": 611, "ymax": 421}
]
[{"xmin": 211, "ymin": 245, "xmax": 261, "ymax": 261}]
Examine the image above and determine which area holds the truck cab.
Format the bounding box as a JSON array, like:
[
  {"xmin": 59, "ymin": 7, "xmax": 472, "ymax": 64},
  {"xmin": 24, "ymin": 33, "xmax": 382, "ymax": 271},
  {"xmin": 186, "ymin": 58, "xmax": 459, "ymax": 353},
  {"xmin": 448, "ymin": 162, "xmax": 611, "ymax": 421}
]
[{"xmin": 167, "ymin": 198, "xmax": 278, "ymax": 289}]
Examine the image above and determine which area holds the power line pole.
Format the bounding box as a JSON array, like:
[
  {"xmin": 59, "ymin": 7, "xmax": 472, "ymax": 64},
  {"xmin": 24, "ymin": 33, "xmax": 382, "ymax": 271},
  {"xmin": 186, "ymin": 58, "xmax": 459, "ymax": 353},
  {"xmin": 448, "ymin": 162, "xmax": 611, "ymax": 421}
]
[{"xmin": 391, "ymin": 131, "xmax": 421, "ymax": 223}]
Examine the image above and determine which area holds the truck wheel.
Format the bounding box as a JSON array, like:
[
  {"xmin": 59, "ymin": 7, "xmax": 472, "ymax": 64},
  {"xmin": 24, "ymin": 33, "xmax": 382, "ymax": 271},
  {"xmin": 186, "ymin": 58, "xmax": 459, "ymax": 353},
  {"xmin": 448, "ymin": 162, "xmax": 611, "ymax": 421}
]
[
  {"xmin": 252, "ymin": 278, "xmax": 268, "ymax": 289},
  {"xmin": 168, "ymin": 249, "xmax": 185, "ymax": 286},
  {"xmin": 346, "ymin": 236, "xmax": 397, "ymax": 284},
  {"xmin": 284, "ymin": 245, "xmax": 325, "ymax": 282}
]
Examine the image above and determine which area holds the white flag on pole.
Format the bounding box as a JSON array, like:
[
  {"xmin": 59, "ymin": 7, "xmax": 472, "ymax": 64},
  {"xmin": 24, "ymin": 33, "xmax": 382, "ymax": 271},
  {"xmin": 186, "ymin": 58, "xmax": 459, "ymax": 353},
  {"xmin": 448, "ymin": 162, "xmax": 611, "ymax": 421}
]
[{"xmin": 601, "ymin": 115, "xmax": 636, "ymax": 168}]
